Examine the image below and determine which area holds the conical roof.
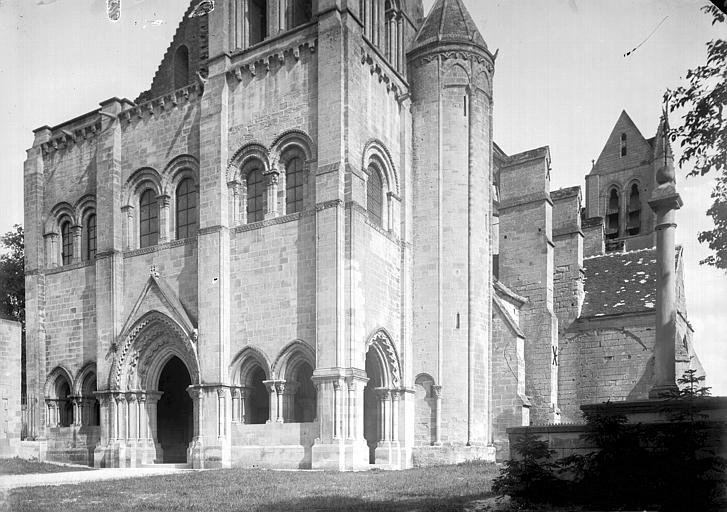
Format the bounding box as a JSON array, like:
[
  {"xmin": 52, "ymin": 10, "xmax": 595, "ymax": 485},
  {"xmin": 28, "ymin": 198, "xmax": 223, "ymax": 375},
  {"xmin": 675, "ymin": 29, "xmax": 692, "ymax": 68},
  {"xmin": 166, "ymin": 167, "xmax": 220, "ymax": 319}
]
[{"xmin": 412, "ymin": 0, "xmax": 488, "ymax": 52}]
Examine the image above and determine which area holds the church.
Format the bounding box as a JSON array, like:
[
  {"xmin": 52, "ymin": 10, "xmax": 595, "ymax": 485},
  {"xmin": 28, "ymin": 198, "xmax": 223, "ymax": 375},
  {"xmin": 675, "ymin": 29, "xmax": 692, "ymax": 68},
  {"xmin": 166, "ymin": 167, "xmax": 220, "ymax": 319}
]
[{"xmin": 22, "ymin": 0, "xmax": 703, "ymax": 469}]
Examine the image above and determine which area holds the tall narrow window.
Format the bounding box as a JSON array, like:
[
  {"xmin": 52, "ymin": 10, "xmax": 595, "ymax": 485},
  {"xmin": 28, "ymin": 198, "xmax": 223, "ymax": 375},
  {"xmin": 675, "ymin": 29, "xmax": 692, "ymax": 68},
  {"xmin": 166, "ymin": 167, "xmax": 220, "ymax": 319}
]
[
  {"xmin": 367, "ymin": 165, "xmax": 383, "ymax": 227},
  {"xmin": 287, "ymin": 0, "xmax": 312, "ymax": 29},
  {"xmin": 627, "ymin": 183, "xmax": 641, "ymax": 236},
  {"xmin": 606, "ymin": 188, "xmax": 620, "ymax": 240},
  {"xmin": 61, "ymin": 221, "xmax": 73, "ymax": 265},
  {"xmin": 285, "ymin": 153, "xmax": 305, "ymax": 214},
  {"xmin": 139, "ymin": 189, "xmax": 159, "ymax": 248},
  {"xmin": 246, "ymin": 167, "xmax": 266, "ymax": 223},
  {"xmin": 173, "ymin": 45, "xmax": 189, "ymax": 90},
  {"xmin": 620, "ymin": 133, "xmax": 627, "ymax": 157},
  {"xmin": 250, "ymin": 0, "xmax": 267, "ymax": 45},
  {"xmin": 86, "ymin": 214, "xmax": 97, "ymax": 260},
  {"xmin": 176, "ymin": 179, "xmax": 198, "ymax": 239}
]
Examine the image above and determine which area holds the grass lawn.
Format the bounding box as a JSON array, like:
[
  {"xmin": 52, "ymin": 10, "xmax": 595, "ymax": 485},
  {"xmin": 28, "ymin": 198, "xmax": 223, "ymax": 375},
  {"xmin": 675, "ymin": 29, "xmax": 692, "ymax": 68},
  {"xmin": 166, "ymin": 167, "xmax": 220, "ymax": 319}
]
[
  {"xmin": 5, "ymin": 461, "xmax": 499, "ymax": 512},
  {"xmin": 0, "ymin": 458, "xmax": 94, "ymax": 476}
]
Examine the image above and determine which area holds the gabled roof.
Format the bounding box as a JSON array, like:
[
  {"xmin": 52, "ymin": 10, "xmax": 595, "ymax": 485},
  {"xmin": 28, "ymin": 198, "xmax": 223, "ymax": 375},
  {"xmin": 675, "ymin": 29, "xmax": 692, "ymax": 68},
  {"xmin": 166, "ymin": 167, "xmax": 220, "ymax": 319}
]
[
  {"xmin": 412, "ymin": 0, "xmax": 488, "ymax": 51},
  {"xmin": 590, "ymin": 110, "xmax": 652, "ymax": 177},
  {"xmin": 581, "ymin": 246, "xmax": 682, "ymax": 319}
]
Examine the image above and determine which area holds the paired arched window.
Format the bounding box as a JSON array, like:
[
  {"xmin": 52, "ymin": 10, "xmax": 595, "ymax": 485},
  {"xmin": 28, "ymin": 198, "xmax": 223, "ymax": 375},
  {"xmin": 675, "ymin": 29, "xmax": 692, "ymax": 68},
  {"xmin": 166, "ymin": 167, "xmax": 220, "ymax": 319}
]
[
  {"xmin": 284, "ymin": 151, "xmax": 306, "ymax": 215},
  {"xmin": 176, "ymin": 178, "xmax": 198, "ymax": 240},
  {"xmin": 246, "ymin": 166, "xmax": 266, "ymax": 223},
  {"xmin": 367, "ymin": 165, "xmax": 384, "ymax": 227},
  {"xmin": 86, "ymin": 214, "xmax": 97, "ymax": 260},
  {"xmin": 139, "ymin": 189, "xmax": 159, "ymax": 248},
  {"xmin": 61, "ymin": 221, "xmax": 73, "ymax": 265},
  {"xmin": 627, "ymin": 183, "xmax": 641, "ymax": 236},
  {"xmin": 620, "ymin": 133, "xmax": 628, "ymax": 157},
  {"xmin": 173, "ymin": 45, "xmax": 189, "ymax": 90},
  {"xmin": 250, "ymin": 0, "xmax": 268, "ymax": 45}
]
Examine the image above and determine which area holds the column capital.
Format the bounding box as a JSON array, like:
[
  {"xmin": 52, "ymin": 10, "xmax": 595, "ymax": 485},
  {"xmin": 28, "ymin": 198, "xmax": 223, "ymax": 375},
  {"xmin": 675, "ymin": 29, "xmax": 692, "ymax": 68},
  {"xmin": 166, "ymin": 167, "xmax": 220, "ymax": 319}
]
[
  {"xmin": 375, "ymin": 387, "xmax": 391, "ymax": 400},
  {"xmin": 431, "ymin": 385, "xmax": 443, "ymax": 399},
  {"xmin": 156, "ymin": 194, "xmax": 172, "ymax": 207}
]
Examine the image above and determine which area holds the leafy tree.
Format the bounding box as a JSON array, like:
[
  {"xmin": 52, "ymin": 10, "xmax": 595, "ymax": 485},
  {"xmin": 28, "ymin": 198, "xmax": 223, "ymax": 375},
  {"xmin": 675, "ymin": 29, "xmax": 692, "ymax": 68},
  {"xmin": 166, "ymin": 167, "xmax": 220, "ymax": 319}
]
[
  {"xmin": 0, "ymin": 224, "xmax": 25, "ymax": 397},
  {"xmin": 665, "ymin": 3, "xmax": 727, "ymax": 268}
]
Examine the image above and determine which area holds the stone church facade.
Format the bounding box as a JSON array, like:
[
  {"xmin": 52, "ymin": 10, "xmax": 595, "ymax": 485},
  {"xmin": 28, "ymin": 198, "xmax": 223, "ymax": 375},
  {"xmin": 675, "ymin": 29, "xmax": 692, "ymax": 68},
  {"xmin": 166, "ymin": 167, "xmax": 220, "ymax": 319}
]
[{"xmin": 23, "ymin": 0, "xmax": 703, "ymax": 469}]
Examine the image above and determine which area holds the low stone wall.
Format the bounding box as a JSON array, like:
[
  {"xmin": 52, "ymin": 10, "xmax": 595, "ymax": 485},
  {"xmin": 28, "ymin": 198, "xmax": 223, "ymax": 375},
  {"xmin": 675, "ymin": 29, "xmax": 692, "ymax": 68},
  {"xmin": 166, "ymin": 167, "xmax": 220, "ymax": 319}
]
[
  {"xmin": 0, "ymin": 319, "xmax": 22, "ymax": 458},
  {"xmin": 231, "ymin": 422, "xmax": 318, "ymax": 469},
  {"xmin": 46, "ymin": 426, "xmax": 101, "ymax": 466},
  {"xmin": 412, "ymin": 444, "xmax": 496, "ymax": 467}
]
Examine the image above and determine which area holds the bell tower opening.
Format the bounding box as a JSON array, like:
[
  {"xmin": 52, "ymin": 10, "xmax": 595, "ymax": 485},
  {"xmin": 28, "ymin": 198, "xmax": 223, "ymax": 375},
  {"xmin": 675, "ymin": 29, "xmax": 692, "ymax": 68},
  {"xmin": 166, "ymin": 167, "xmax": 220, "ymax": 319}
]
[{"xmin": 156, "ymin": 356, "xmax": 193, "ymax": 463}]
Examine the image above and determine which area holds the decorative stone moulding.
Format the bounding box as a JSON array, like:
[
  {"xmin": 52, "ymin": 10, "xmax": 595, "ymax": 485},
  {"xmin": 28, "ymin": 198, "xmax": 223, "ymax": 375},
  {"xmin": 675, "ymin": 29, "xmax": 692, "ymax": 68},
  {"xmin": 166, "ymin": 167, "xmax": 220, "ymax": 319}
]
[
  {"xmin": 358, "ymin": 46, "xmax": 406, "ymax": 101},
  {"xmin": 118, "ymin": 83, "xmax": 202, "ymax": 126},
  {"xmin": 410, "ymin": 46, "xmax": 497, "ymax": 75},
  {"xmin": 228, "ymin": 39, "xmax": 318, "ymax": 82},
  {"xmin": 41, "ymin": 120, "xmax": 104, "ymax": 154}
]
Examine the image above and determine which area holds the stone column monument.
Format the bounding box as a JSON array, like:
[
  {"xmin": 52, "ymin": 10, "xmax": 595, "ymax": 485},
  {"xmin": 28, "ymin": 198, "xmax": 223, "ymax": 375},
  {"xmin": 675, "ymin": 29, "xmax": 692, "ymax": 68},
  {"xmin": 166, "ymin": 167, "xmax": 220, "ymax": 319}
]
[{"xmin": 648, "ymin": 112, "xmax": 682, "ymax": 399}]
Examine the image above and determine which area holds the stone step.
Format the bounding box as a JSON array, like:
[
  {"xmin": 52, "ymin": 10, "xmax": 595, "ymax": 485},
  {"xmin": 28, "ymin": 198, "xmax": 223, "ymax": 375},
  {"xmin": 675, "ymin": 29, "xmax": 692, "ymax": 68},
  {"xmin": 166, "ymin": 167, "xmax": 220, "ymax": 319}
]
[{"xmin": 140, "ymin": 463, "xmax": 190, "ymax": 470}]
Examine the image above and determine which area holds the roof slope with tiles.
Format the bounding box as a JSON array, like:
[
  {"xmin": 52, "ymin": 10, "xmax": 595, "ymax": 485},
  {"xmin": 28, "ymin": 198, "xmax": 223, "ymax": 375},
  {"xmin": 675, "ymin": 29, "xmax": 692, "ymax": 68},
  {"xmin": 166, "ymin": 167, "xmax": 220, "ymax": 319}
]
[{"xmin": 581, "ymin": 247, "xmax": 681, "ymax": 318}]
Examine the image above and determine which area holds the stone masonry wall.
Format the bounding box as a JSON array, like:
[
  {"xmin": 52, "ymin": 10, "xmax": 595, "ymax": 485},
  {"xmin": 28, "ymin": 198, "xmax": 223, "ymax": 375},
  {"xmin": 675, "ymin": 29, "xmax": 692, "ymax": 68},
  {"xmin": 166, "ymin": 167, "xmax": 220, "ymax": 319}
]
[
  {"xmin": 229, "ymin": 215, "xmax": 316, "ymax": 369},
  {"xmin": 44, "ymin": 266, "xmax": 97, "ymax": 381},
  {"xmin": 498, "ymin": 150, "xmax": 558, "ymax": 424},
  {"xmin": 0, "ymin": 319, "xmax": 22, "ymax": 456},
  {"xmin": 558, "ymin": 315, "xmax": 655, "ymax": 422},
  {"xmin": 491, "ymin": 304, "xmax": 526, "ymax": 459}
]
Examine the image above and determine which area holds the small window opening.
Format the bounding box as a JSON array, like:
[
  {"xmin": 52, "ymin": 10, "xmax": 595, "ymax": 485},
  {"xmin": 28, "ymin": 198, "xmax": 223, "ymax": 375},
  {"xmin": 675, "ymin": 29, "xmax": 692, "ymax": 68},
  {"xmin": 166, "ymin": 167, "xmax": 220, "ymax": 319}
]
[
  {"xmin": 61, "ymin": 221, "xmax": 73, "ymax": 265},
  {"xmin": 606, "ymin": 188, "xmax": 620, "ymax": 240},
  {"xmin": 456, "ymin": 313, "xmax": 460, "ymax": 329},
  {"xmin": 173, "ymin": 45, "xmax": 189, "ymax": 90},
  {"xmin": 250, "ymin": 0, "xmax": 268, "ymax": 45},
  {"xmin": 287, "ymin": 0, "xmax": 312, "ymax": 29},
  {"xmin": 620, "ymin": 133, "xmax": 627, "ymax": 157},
  {"xmin": 627, "ymin": 183, "xmax": 641, "ymax": 236}
]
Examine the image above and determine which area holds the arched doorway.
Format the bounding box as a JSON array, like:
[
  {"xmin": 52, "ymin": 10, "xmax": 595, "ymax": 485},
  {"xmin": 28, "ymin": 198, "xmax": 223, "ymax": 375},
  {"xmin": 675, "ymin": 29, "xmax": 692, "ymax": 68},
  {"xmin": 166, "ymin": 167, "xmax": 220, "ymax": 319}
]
[
  {"xmin": 364, "ymin": 347, "xmax": 384, "ymax": 464},
  {"xmin": 156, "ymin": 357, "xmax": 193, "ymax": 463},
  {"xmin": 247, "ymin": 365, "xmax": 270, "ymax": 424}
]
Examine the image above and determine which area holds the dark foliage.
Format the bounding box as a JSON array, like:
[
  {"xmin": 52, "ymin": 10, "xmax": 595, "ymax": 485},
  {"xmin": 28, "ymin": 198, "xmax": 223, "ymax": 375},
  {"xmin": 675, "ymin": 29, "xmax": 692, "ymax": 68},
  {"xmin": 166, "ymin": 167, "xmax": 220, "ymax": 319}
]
[
  {"xmin": 0, "ymin": 224, "xmax": 25, "ymax": 397},
  {"xmin": 492, "ymin": 431, "xmax": 566, "ymax": 508},
  {"xmin": 665, "ymin": 5, "xmax": 727, "ymax": 269},
  {"xmin": 494, "ymin": 370, "xmax": 727, "ymax": 511}
]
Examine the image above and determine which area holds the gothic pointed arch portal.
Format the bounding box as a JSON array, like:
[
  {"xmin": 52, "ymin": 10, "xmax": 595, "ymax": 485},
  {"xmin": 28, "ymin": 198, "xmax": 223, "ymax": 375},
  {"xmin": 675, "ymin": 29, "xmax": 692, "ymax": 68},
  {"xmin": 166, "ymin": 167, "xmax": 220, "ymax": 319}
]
[
  {"xmin": 363, "ymin": 329, "xmax": 403, "ymax": 465},
  {"xmin": 99, "ymin": 311, "xmax": 201, "ymax": 466}
]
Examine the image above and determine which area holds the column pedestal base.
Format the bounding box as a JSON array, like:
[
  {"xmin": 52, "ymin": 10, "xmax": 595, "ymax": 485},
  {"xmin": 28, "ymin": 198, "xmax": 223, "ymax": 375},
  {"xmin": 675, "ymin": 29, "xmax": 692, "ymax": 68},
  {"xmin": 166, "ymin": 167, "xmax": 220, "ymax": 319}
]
[{"xmin": 311, "ymin": 439, "xmax": 370, "ymax": 471}]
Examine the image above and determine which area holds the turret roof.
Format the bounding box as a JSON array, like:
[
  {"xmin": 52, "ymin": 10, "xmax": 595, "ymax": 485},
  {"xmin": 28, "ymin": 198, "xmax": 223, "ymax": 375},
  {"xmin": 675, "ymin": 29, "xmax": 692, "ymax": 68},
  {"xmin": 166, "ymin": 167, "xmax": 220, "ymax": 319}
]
[{"xmin": 412, "ymin": 0, "xmax": 487, "ymax": 51}]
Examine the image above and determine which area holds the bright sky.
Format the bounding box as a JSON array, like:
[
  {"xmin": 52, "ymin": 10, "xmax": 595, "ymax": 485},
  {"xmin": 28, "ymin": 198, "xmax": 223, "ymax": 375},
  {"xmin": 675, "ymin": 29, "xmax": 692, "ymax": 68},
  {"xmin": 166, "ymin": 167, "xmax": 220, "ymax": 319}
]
[{"xmin": 0, "ymin": 0, "xmax": 725, "ymax": 394}]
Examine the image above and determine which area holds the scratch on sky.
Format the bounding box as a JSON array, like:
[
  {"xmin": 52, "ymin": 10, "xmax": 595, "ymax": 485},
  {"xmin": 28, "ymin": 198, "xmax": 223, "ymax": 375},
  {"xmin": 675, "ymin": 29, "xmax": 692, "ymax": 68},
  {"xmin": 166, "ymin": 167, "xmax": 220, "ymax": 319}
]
[
  {"xmin": 624, "ymin": 16, "xmax": 669, "ymax": 58},
  {"xmin": 107, "ymin": 0, "xmax": 120, "ymax": 22}
]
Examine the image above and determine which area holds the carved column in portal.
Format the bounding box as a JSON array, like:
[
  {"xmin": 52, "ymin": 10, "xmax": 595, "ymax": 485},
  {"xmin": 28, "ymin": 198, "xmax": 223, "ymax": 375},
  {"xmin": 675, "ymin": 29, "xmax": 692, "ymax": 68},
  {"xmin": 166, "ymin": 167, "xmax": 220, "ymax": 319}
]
[
  {"xmin": 282, "ymin": 382, "xmax": 299, "ymax": 422},
  {"xmin": 44, "ymin": 233, "xmax": 59, "ymax": 267},
  {"xmin": 71, "ymin": 225, "xmax": 82, "ymax": 264},
  {"xmin": 227, "ymin": 180, "xmax": 241, "ymax": 226},
  {"xmin": 121, "ymin": 205, "xmax": 134, "ymax": 250},
  {"xmin": 431, "ymin": 385, "xmax": 443, "ymax": 446},
  {"xmin": 375, "ymin": 388, "xmax": 391, "ymax": 442},
  {"xmin": 264, "ymin": 169, "xmax": 280, "ymax": 220},
  {"xmin": 262, "ymin": 380, "xmax": 280, "ymax": 423},
  {"xmin": 157, "ymin": 194, "xmax": 171, "ymax": 243}
]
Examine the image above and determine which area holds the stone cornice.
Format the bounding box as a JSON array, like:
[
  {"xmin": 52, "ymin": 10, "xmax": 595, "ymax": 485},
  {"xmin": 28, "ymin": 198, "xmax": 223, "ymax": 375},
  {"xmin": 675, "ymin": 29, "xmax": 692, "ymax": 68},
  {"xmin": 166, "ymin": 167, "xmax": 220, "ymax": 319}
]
[
  {"xmin": 359, "ymin": 39, "xmax": 409, "ymax": 98},
  {"xmin": 227, "ymin": 31, "xmax": 317, "ymax": 82},
  {"xmin": 123, "ymin": 237, "xmax": 197, "ymax": 259},
  {"xmin": 117, "ymin": 83, "xmax": 202, "ymax": 128},
  {"xmin": 499, "ymin": 191, "xmax": 553, "ymax": 212},
  {"xmin": 407, "ymin": 41, "xmax": 495, "ymax": 74}
]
